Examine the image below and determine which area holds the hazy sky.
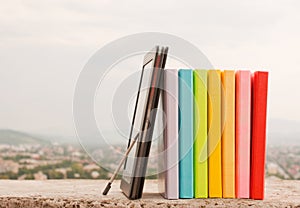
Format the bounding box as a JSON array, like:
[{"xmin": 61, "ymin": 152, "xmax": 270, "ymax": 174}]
[{"xmin": 1, "ymin": 0, "xmax": 300, "ymax": 137}]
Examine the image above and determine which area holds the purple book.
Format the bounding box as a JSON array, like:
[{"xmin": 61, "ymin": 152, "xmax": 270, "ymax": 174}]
[{"xmin": 158, "ymin": 69, "xmax": 179, "ymax": 199}]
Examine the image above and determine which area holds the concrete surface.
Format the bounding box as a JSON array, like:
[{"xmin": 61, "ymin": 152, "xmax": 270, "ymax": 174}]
[{"xmin": 0, "ymin": 178, "xmax": 299, "ymax": 207}]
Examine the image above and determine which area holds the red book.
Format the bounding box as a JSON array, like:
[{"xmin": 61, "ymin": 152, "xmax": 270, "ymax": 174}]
[{"xmin": 250, "ymin": 71, "xmax": 269, "ymax": 200}]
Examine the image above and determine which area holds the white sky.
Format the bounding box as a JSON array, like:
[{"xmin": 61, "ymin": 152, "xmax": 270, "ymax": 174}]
[{"xmin": 1, "ymin": 0, "xmax": 300, "ymax": 136}]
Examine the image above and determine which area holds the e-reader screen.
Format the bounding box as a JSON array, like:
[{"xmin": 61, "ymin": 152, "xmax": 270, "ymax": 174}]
[{"xmin": 122, "ymin": 58, "xmax": 155, "ymax": 182}]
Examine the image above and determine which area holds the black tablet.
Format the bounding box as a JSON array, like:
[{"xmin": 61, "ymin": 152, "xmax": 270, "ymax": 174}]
[{"xmin": 120, "ymin": 46, "xmax": 168, "ymax": 199}]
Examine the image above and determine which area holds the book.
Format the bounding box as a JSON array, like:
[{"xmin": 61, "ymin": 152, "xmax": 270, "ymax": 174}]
[
  {"xmin": 221, "ymin": 70, "xmax": 236, "ymax": 198},
  {"xmin": 178, "ymin": 69, "xmax": 194, "ymax": 198},
  {"xmin": 193, "ymin": 70, "xmax": 208, "ymax": 198},
  {"xmin": 235, "ymin": 70, "xmax": 251, "ymax": 198},
  {"xmin": 158, "ymin": 69, "xmax": 179, "ymax": 199},
  {"xmin": 250, "ymin": 71, "xmax": 269, "ymax": 200},
  {"xmin": 208, "ymin": 70, "xmax": 222, "ymax": 198}
]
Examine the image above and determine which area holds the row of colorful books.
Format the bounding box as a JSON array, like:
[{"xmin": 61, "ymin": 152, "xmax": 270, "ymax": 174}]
[{"xmin": 158, "ymin": 69, "xmax": 269, "ymax": 200}]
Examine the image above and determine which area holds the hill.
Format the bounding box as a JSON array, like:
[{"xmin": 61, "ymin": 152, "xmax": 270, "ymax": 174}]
[{"xmin": 0, "ymin": 129, "xmax": 49, "ymax": 145}]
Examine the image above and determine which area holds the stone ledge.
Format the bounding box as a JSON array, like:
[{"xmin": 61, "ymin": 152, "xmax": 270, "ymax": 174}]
[{"xmin": 0, "ymin": 178, "xmax": 299, "ymax": 208}]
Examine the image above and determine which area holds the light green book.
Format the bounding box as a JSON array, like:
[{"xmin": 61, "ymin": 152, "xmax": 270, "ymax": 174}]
[{"xmin": 193, "ymin": 70, "xmax": 208, "ymax": 198}]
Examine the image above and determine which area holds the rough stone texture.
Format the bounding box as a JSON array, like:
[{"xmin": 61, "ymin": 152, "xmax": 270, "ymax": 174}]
[{"xmin": 0, "ymin": 178, "xmax": 299, "ymax": 208}]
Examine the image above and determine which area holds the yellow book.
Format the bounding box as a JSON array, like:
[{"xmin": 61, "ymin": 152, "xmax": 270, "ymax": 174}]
[
  {"xmin": 193, "ymin": 70, "xmax": 208, "ymax": 198},
  {"xmin": 208, "ymin": 70, "xmax": 222, "ymax": 197},
  {"xmin": 221, "ymin": 70, "xmax": 235, "ymax": 198}
]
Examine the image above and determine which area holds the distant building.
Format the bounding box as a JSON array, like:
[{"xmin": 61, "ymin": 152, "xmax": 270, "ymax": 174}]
[
  {"xmin": 34, "ymin": 171, "xmax": 47, "ymax": 180},
  {"xmin": 74, "ymin": 173, "xmax": 80, "ymax": 178},
  {"xmin": 18, "ymin": 174, "xmax": 27, "ymax": 180},
  {"xmin": 91, "ymin": 171, "xmax": 100, "ymax": 179},
  {"xmin": 0, "ymin": 159, "xmax": 19, "ymax": 173},
  {"xmin": 83, "ymin": 164, "xmax": 100, "ymax": 172},
  {"xmin": 55, "ymin": 168, "xmax": 71, "ymax": 179}
]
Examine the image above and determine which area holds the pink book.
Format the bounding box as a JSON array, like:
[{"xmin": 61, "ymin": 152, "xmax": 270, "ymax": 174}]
[{"xmin": 235, "ymin": 70, "xmax": 251, "ymax": 198}]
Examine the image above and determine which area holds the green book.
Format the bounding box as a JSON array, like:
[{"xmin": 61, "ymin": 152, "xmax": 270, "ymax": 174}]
[{"xmin": 193, "ymin": 70, "xmax": 208, "ymax": 198}]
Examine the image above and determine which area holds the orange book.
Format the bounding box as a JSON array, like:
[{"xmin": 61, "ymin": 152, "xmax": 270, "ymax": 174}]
[
  {"xmin": 221, "ymin": 70, "xmax": 235, "ymax": 198},
  {"xmin": 208, "ymin": 70, "xmax": 222, "ymax": 197}
]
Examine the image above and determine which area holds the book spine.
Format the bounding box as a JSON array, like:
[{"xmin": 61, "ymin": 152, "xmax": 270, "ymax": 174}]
[
  {"xmin": 178, "ymin": 69, "xmax": 194, "ymax": 198},
  {"xmin": 221, "ymin": 70, "xmax": 236, "ymax": 198},
  {"xmin": 250, "ymin": 71, "xmax": 269, "ymax": 200},
  {"xmin": 164, "ymin": 69, "xmax": 179, "ymax": 199},
  {"xmin": 235, "ymin": 70, "xmax": 251, "ymax": 198},
  {"xmin": 208, "ymin": 70, "xmax": 222, "ymax": 197},
  {"xmin": 193, "ymin": 70, "xmax": 208, "ymax": 198}
]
